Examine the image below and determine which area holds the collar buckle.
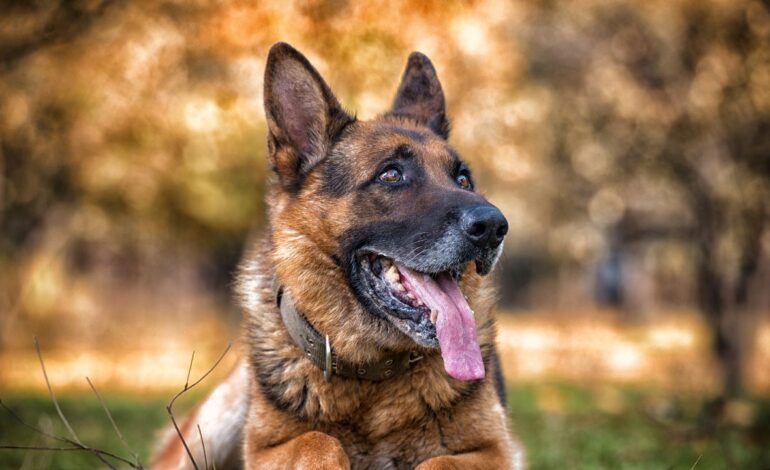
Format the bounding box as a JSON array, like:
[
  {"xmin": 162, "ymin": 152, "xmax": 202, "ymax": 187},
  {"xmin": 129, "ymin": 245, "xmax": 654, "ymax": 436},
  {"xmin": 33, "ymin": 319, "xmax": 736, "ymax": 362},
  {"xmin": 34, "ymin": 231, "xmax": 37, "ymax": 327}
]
[
  {"xmin": 275, "ymin": 277, "xmax": 423, "ymax": 382},
  {"xmin": 323, "ymin": 335, "xmax": 332, "ymax": 381}
]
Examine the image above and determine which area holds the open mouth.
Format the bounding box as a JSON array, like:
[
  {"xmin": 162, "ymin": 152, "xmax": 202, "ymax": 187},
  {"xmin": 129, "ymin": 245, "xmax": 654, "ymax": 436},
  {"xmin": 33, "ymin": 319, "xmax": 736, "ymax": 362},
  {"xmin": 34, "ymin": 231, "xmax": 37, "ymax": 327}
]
[{"xmin": 356, "ymin": 253, "xmax": 485, "ymax": 380}]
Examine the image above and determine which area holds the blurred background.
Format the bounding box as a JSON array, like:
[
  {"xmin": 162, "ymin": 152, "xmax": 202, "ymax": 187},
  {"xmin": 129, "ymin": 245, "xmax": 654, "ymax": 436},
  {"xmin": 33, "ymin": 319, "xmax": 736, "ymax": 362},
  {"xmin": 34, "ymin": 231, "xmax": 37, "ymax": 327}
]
[{"xmin": 1, "ymin": 0, "xmax": 769, "ymax": 468}]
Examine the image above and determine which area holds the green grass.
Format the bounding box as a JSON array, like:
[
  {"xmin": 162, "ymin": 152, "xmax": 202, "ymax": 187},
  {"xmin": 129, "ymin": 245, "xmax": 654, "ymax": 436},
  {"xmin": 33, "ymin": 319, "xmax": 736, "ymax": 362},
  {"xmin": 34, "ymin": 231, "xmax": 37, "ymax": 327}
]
[
  {"xmin": 0, "ymin": 390, "xmax": 203, "ymax": 470},
  {"xmin": 507, "ymin": 383, "xmax": 770, "ymax": 469},
  {"xmin": 1, "ymin": 384, "xmax": 768, "ymax": 469}
]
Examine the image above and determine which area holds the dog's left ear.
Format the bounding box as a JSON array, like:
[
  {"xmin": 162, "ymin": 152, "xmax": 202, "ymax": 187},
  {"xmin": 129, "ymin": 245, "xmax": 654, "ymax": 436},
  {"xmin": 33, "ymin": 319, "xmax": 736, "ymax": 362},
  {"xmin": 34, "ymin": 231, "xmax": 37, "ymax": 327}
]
[
  {"xmin": 388, "ymin": 52, "xmax": 449, "ymax": 139},
  {"xmin": 264, "ymin": 42, "xmax": 354, "ymax": 192}
]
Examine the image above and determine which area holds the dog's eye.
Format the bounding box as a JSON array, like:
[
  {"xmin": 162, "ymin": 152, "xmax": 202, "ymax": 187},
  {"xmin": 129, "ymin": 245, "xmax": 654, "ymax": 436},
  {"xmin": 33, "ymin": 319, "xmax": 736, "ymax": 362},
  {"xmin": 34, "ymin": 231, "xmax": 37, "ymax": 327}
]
[
  {"xmin": 379, "ymin": 168, "xmax": 403, "ymax": 184},
  {"xmin": 456, "ymin": 173, "xmax": 472, "ymax": 190}
]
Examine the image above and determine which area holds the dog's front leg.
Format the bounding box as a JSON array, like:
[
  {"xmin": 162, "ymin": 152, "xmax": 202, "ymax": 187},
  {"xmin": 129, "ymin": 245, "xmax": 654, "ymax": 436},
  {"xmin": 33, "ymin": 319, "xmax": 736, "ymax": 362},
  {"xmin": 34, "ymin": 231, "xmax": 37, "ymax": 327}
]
[
  {"xmin": 415, "ymin": 444, "xmax": 511, "ymax": 470},
  {"xmin": 245, "ymin": 431, "xmax": 351, "ymax": 470}
]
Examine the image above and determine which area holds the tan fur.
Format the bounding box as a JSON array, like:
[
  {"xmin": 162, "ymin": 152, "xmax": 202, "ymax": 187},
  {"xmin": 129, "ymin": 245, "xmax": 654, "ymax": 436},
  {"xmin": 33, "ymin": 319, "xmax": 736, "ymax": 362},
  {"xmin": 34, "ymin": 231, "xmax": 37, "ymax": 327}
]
[{"xmin": 152, "ymin": 43, "xmax": 524, "ymax": 470}]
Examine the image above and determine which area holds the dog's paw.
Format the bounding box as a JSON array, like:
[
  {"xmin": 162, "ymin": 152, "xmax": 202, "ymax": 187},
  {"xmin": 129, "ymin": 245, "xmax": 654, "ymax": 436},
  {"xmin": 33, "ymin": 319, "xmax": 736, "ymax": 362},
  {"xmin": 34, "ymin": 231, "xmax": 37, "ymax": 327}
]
[
  {"xmin": 290, "ymin": 431, "xmax": 351, "ymax": 470},
  {"xmin": 415, "ymin": 456, "xmax": 461, "ymax": 470}
]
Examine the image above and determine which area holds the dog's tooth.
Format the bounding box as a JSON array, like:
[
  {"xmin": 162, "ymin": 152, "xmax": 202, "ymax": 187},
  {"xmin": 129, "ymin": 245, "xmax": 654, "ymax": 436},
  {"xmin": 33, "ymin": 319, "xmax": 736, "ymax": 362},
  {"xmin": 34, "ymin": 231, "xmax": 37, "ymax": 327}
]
[
  {"xmin": 405, "ymin": 292, "xmax": 415, "ymax": 300},
  {"xmin": 385, "ymin": 265, "xmax": 399, "ymax": 283},
  {"xmin": 430, "ymin": 309, "xmax": 438, "ymax": 324},
  {"xmin": 394, "ymin": 282, "xmax": 406, "ymax": 292}
]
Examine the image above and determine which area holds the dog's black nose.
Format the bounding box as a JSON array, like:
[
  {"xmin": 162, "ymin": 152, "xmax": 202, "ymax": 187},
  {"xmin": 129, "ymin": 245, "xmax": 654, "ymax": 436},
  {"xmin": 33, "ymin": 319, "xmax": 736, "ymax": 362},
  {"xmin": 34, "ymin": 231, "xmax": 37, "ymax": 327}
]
[{"xmin": 460, "ymin": 205, "xmax": 508, "ymax": 250}]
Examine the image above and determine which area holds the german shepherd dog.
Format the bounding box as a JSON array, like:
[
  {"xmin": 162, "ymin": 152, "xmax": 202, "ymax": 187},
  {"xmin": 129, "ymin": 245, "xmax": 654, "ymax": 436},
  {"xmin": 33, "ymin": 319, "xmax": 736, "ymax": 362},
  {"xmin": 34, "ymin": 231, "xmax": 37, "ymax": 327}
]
[{"xmin": 153, "ymin": 42, "xmax": 523, "ymax": 469}]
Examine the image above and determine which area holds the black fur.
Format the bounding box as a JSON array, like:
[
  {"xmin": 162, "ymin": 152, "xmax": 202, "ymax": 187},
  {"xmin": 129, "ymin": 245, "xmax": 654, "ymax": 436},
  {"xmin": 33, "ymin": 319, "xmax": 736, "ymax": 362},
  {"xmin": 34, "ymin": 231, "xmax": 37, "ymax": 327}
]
[{"xmin": 490, "ymin": 346, "xmax": 508, "ymax": 407}]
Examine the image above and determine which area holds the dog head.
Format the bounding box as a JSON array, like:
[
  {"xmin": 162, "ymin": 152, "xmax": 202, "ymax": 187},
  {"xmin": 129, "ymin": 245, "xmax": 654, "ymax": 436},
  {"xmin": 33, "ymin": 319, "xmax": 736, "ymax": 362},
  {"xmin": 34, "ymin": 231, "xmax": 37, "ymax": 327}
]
[{"xmin": 263, "ymin": 43, "xmax": 507, "ymax": 378}]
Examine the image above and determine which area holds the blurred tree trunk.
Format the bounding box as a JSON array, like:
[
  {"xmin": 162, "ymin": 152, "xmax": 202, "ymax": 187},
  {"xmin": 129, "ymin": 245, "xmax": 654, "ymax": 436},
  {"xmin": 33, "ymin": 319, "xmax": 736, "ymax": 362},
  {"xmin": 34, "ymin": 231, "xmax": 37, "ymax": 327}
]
[
  {"xmin": 671, "ymin": 153, "xmax": 767, "ymax": 397},
  {"xmin": 725, "ymin": 201, "xmax": 767, "ymax": 395}
]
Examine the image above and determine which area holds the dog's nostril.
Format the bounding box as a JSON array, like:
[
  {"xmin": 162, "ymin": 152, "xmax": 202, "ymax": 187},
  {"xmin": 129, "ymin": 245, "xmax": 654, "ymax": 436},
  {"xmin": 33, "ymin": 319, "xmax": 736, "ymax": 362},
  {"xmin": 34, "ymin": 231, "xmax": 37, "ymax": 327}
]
[
  {"xmin": 468, "ymin": 222, "xmax": 487, "ymax": 238},
  {"xmin": 460, "ymin": 204, "xmax": 507, "ymax": 249}
]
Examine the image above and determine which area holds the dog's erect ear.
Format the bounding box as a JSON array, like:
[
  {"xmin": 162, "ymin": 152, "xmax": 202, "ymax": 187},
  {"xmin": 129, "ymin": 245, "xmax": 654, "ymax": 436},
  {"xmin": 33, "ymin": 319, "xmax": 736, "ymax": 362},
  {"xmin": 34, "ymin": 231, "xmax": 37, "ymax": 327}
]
[
  {"xmin": 264, "ymin": 42, "xmax": 354, "ymax": 191},
  {"xmin": 388, "ymin": 52, "xmax": 449, "ymax": 139}
]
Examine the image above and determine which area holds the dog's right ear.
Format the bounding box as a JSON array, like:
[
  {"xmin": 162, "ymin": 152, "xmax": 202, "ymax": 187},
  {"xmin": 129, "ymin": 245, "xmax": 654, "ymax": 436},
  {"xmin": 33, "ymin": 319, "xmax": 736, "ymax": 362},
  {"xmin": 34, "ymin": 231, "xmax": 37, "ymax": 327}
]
[
  {"xmin": 264, "ymin": 42, "xmax": 354, "ymax": 192},
  {"xmin": 388, "ymin": 52, "xmax": 449, "ymax": 139}
]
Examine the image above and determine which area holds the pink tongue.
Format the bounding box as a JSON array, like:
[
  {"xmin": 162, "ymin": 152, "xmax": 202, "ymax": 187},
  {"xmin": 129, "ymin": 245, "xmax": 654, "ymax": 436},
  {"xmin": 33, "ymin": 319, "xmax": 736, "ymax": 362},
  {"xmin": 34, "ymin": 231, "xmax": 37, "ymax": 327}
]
[{"xmin": 398, "ymin": 266, "xmax": 484, "ymax": 380}]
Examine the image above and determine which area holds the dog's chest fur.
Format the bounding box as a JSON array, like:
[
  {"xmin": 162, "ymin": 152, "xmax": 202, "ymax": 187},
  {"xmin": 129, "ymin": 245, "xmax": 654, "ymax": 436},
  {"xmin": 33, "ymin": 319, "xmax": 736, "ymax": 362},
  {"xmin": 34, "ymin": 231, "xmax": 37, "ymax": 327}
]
[
  {"xmin": 238, "ymin": 244, "xmax": 502, "ymax": 469},
  {"xmin": 246, "ymin": 365, "xmax": 499, "ymax": 469}
]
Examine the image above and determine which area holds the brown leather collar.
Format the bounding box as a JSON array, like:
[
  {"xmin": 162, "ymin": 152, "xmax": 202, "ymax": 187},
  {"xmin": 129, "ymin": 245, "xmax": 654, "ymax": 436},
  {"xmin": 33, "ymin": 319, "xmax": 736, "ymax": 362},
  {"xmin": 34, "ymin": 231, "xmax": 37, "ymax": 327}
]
[{"xmin": 273, "ymin": 278, "xmax": 424, "ymax": 381}]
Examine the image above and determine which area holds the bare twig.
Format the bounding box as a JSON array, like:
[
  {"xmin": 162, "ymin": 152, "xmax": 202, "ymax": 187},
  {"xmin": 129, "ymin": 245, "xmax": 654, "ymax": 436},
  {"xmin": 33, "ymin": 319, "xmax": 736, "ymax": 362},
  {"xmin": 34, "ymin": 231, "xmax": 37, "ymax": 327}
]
[
  {"xmin": 0, "ymin": 445, "xmax": 111, "ymax": 452},
  {"xmin": 167, "ymin": 342, "xmax": 232, "ymax": 470},
  {"xmin": 33, "ymin": 337, "xmax": 122, "ymax": 469},
  {"xmin": 0, "ymin": 442, "xmax": 139, "ymax": 466},
  {"xmin": 86, "ymin": 376, "xmax": 143, "ymax": 468},
  {"xmin": 168, "ymin": 351, "xmax": 199, "ymax": 470},
  {"xmin": 186, "ymin": 351, "xmax": 196, "ymax": 388},
  {"xmin": 33, "ymin": 337, "xmax": 80, "ymax": 444},
  {"xmin": 0, "ymin": 400, "xmax": 69, "ymax": 445},
  {"xmin": 0, "ymin": 401, "xmax": 139, "ymax": 467},
  {"xmin": 197, "ymin": 424, "xmax": 208, "ymax": 470},
  {"xmin": 0, "ymin": 339, "xmax": 140, "ymax": 469}
]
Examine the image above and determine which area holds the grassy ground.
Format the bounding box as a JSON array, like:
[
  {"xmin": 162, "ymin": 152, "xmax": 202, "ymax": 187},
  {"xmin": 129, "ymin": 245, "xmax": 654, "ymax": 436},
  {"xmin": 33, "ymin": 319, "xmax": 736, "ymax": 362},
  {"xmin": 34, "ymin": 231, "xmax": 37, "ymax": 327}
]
[
  {"xmin": 1, "ymin": 383, "xmax": 768, "ymax": 469},
  {"xmin": 0, "ymin": 389, "xmax": 205, "ymax": 470},
  {"xmin": 507, "ymin": 384, "xmax": 770, "ymax": 469}
]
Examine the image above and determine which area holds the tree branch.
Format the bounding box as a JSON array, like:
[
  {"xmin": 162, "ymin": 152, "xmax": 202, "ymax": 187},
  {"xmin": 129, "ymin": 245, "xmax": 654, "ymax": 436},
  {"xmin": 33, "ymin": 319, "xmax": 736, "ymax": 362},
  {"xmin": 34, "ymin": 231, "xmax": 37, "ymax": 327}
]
[
  {"xmin": 86, "ymin": 376, "xmax": 143, "ymax": 468},
  {"xmin": 166, "ymin": 342, "xmax": 232, "ymax": 470}
]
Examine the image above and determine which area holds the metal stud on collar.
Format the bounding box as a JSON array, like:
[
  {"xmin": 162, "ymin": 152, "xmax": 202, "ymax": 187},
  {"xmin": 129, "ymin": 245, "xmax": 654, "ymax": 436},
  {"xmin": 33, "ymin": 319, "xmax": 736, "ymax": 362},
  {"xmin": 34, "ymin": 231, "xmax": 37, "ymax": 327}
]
[
  {"xmin": 323, "ymin": 335, "xmax": 332, "ymax": 381},
  {"xmin": 409, "ymin": 351, "xmax": 424, "ymax": 364}
]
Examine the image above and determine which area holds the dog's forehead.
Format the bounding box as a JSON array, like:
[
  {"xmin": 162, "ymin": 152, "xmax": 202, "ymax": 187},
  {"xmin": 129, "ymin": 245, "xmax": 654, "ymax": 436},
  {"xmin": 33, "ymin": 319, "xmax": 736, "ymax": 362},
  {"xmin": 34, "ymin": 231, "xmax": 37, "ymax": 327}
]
[{"xmin": 339, "ymin": 120, "xmax": 457, "ymax": 170}]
